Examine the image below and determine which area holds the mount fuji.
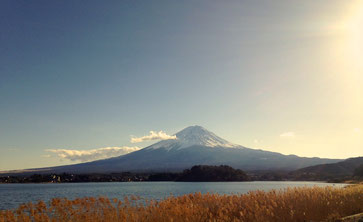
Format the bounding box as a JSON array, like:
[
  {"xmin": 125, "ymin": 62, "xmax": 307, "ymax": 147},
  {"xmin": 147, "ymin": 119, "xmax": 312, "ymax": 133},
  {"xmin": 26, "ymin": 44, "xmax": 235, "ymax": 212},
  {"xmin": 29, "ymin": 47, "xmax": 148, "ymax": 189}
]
[{"xmin": 3, "ymin": 126, "xmax": 341, "ymax": 174}]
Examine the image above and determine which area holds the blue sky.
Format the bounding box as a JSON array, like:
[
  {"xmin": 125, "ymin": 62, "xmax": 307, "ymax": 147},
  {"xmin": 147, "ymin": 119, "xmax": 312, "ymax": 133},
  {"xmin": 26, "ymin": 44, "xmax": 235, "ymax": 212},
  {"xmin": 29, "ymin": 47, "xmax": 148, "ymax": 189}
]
[{"xmin": 1, "ymin": 0, "xmax": 362, "ymax": 170}]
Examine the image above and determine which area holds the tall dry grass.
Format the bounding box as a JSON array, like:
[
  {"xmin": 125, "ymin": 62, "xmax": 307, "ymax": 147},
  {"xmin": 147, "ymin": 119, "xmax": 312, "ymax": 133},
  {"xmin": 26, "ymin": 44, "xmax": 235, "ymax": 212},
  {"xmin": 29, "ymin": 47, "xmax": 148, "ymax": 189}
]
[{"xmin": 0, "ymin": 185, "xmax": 362, "ymax": 222}]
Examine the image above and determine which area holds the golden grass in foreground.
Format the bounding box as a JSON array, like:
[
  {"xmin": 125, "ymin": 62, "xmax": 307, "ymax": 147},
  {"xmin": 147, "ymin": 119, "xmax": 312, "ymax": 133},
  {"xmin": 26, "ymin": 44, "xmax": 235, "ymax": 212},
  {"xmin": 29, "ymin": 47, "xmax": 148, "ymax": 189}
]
[{"xmin": 0, "ymin": 185, "xmax": 362, "ymax": 222}]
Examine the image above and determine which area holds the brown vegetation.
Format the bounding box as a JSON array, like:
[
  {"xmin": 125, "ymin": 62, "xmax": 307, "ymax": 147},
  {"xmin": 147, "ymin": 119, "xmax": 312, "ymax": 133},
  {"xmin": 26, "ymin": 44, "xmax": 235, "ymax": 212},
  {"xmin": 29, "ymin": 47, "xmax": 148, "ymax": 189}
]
[{"xmin": 0, "ymin": 185, "xmax": 362, "ymax": 222}]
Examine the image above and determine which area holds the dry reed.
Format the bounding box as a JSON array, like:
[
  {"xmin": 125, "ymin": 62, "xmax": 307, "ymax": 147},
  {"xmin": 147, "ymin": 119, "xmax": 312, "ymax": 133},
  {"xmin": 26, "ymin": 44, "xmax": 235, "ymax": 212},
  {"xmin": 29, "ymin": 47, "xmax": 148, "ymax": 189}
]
[{"xmin": 0, "ymin": 184, "xmax": 362, "ymax": 222}]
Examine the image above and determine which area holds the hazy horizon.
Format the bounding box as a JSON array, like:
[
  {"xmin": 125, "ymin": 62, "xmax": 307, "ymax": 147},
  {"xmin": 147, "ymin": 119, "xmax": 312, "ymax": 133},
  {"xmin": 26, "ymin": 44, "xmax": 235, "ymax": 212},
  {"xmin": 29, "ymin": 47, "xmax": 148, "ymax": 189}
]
[{"xmin": 1, "ymin": 0, "xmax": 362, "ymax": 171}]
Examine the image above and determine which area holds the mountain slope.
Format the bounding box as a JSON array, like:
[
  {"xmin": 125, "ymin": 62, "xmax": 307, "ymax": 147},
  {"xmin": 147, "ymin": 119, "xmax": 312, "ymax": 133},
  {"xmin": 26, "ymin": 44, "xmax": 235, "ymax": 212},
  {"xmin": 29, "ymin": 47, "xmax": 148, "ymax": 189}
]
[
  {"xmin": 291, "ymin": 157, "xmax": 363, "ymax": 180},
  {"xmin": 1, "ymin": 126, "xmax": 342, "ymax": 175},
  {"xmin": 145, "ymin": 125, "xmax": 239, "ymax": 150}
]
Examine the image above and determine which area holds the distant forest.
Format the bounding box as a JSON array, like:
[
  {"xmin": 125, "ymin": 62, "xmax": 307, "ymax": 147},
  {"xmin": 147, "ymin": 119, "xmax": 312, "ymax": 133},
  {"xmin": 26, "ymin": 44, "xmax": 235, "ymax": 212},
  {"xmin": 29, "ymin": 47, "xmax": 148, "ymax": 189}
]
[
  {"xmin": 1, "ymin": 159, "xmax": 362, "ymax": 183},
  {"xmin": 0, "ymin": 165, "xmax": 250, "ymax": 183}
]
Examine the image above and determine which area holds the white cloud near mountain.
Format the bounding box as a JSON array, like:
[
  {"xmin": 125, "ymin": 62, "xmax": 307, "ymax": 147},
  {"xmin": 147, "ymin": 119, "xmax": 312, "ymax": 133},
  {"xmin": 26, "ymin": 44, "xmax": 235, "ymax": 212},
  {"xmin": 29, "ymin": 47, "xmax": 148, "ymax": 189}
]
[
  {"xmin": 280, "ymin": 132, "xmax": 295, "ymax": 138},
  {"xmin": 130, "ymin": 131, "xmax": 177, "ymax": 143},
  {"xmin": 45, "ymin": 146, "xmax": 141, "ymax": 162}
]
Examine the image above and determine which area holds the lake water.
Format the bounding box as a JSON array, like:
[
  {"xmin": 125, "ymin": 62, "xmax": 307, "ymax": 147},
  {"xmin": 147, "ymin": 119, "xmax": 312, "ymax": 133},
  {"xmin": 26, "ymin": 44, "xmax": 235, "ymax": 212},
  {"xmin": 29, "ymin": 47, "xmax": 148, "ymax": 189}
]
[{"xmin": 0, "ymin": 181, "xmax": 346, "ymax": 210}]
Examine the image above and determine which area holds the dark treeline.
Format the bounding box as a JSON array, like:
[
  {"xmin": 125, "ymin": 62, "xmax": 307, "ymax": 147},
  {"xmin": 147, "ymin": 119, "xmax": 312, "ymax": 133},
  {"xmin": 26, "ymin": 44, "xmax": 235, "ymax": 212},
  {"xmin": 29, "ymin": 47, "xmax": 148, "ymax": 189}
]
[
  {"xmin": 176, "ymin": 165, "xmax": 250, "ymax": 182},
  {"xmin": 0, "ymin": 165, "xmax": 250, "ymax": 183},
  {"xmin": 355, "ymin": 164, "xmax": 363, "ymax": 177},
  {"xmin": 1, "ymin": 164, "xmax": 362, "ymax": 183},
  {"xmin": 249, "ymin": 165, "xmax": 363, "ymax": 183},
  {"xmin": 149, "ymin": 165, "xmax": 251, "ymax": 182},
  {"xmin": 0, "ymin": 172, "xmax": 150, "ymax": 183}
]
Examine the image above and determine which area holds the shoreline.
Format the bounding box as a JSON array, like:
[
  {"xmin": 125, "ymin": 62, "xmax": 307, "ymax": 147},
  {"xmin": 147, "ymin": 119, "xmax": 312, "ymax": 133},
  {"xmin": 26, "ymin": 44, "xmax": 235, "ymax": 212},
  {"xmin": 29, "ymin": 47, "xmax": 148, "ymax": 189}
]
[
  {"xmin": 0, "ymin": 180, "xmax": 355, "ymax": 184},
  {"xmin": 1, "ymin": 184, "xmax": 362, "ymax": 221}
]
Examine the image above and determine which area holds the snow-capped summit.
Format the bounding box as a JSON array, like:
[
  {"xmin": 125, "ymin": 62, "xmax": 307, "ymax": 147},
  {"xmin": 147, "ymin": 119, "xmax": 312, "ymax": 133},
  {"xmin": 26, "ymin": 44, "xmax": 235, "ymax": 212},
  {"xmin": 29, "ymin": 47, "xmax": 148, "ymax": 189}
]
[
  {"xmin": 1, "ymin": 125, "xmax": 341, "ymax": 175},
  {"xmin": 175, "ymin": 125, "xmax": 238, "ymax": 148},
  {"xmin": 147, "ymin": 125, "xmax": 239, "ymax": 150}
]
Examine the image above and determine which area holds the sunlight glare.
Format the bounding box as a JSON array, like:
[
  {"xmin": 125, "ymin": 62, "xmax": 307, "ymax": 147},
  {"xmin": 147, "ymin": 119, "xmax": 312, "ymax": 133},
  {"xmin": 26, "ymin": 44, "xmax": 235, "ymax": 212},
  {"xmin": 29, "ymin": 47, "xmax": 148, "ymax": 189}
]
[{"xmin": 347, "ymin": 2, "xmax": 363, "ymax": 67}]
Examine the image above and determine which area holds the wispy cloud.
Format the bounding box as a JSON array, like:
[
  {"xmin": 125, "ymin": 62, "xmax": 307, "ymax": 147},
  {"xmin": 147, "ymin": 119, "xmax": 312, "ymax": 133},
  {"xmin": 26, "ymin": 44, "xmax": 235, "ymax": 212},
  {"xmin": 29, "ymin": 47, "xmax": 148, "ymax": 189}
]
[
  {"xmin": 280, "ymin": 132, "xmax": 295, "ymax": 138},
  {"xmin": 45, "ymin": 146, "xmax": 141, "ymax": 162},
  {"xmin": 130, "ymin": 131, "xmax": 177, "ymax": 143}
]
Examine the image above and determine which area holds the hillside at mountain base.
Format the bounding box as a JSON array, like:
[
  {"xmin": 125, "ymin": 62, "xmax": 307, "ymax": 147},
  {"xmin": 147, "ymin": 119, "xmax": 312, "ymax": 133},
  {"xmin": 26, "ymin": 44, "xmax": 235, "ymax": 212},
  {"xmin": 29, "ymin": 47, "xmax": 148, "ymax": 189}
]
[{"xmin": 290, "ymin": 157, "xmax": 363, "ymax": 181}]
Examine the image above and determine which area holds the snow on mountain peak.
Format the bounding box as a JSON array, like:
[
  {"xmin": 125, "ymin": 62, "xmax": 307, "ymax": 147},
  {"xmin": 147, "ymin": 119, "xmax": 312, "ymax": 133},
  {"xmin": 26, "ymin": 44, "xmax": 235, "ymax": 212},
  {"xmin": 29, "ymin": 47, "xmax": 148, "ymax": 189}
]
[{"xmin": 146, "ymin": 125, "xmax": 239, "ymax": 150}]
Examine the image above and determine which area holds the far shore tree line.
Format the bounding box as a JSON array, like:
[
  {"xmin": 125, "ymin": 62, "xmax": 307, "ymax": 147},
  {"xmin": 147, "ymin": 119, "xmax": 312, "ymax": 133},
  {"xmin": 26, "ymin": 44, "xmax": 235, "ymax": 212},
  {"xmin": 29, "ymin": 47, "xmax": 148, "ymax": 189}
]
[{"xmin": 1, "ymin": 163, "xmax": 362, "ymax": 183}]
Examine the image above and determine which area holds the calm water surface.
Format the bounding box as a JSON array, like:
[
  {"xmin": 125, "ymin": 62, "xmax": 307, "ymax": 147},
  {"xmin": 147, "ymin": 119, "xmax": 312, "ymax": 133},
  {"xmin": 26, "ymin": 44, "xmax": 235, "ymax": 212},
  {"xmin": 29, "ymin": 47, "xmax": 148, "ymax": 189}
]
[{"xmin": 0, "ymin": 181, "xmax": 346, "ymax": 210}]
